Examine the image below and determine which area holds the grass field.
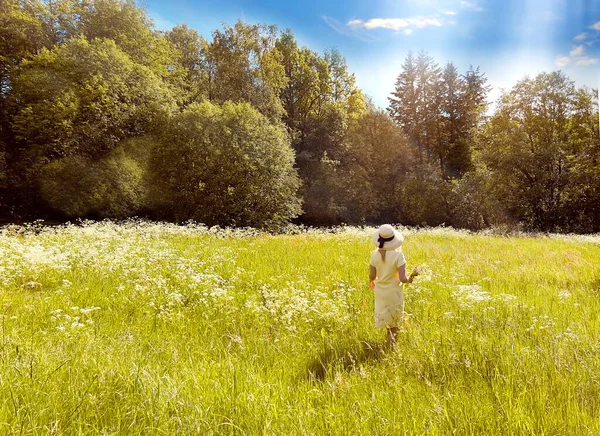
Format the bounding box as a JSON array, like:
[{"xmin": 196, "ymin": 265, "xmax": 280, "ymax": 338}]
[{"xmin": 1, "ymin": 221, "xmax": 600, "ymax": 435}]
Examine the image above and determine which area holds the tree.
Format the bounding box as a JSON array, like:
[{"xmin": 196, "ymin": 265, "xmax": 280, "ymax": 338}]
[
  {"xmin": 438, "ymin": 64, "xmax": 489, "ymax": 178},
  {"xmin": 166, "ymin": 24, "xmax": 209, "ymax": 108},
  {"xmin": 149, "ymin": 101, "xmax": 301, "ymax": 227},
  {"xmin": 479, "ymin": 71, "xmax": 576, "ymax": 231},
  {"xmin": 11, "ymin": 36, "xmax": 174, "ymax": 166},
  {"xmin": 389, "ymin": 53, "xmax": 488, "ymax": 179},
  {"xmin": 562, "ymin": 86, "xmax": 600, "ymax": 232},
  {"xmin": 324, "ymin": 48, "xmax": 355, "ymax": 103},
  {"xmin": 39, "ymin": 138, "xmax": 151, "ymax": 218},
  {"xmin": 206, "ymin": 21, "xmax": 287, "ymax": 121},
  {"xmin": 0, "ymin": 0, "xmax": 51, "ymax": 98},
  {"xmin": 275, "ymin": 30, "xmax": 366, "ymax": 224},
  {"xmin": 0, "ymin": 0, "xmax": 55, "ymax": 217},
  {"xmin": 276, "ymin": 31, "xmax": 330, "ymax": 147},
  {"xmin": 389, "ymin": 51, "xmax": 442, "ymax": 166},
  {"xmin": 388, "ymin": 51, "xmax": 418, "ymax": 145},
  {"xmin": 8, "ymin": 36, "xmax": 174, "ymax": 215},
  {"xmin": 347, "ymin": 107, "xmax": 413, "ymax": 223},
  {"xmin": 79, "ymin": 0, "xmax": 175, "ymax": 77},
  {"xmin": 297, "ymin": 101, "xmax": 350, "ymax": 224}
]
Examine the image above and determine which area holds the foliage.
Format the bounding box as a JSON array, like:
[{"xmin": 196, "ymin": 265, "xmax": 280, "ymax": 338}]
[
  {"xmin": 38, "ymin": 138, "xmax": 151, "ymax": 218},
  {"xmin": 0, "ymin": 1, "xmax": 43, "ymax": 97},
  {"xmin": 206, "ymin": 21, "xmax": 287, "ymax": 121},
  {"xmin": 347, "ymin": 107, "xmax": 414, "ymax": 223},
  {"xmin": 0, "ymin": 0, "xmax": 598, "ymax": 232},
  {"xmin": 166, "ymin": 24, "xmax": 209, "ymax": 108},
  {"xmin": 479, "ymin": 72, "xmax": 598, "ymax": 232},
  {"xmin": 447, "ymin": 166, "xmax": 509, "ymax": 230},
  {"xmin": 11, "ymin": 36, "xmax": 174, "ymax": 165},
  {"xmin": 389, "ymin": 52, "xmax": 488, "ymax": 179},
  {"xmin": 397, "ymin": 168, "xmax": 453, "ymax": 226},
  {"xmin": 149, "ymin": 101, "xmax": 301, "ymax": 227}
]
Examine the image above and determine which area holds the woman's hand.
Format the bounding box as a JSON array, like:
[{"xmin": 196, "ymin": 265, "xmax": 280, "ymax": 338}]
[
  {"xmin": 369, "ymin": 280, "xmax": 375, "ymax": 290},
  {"xmin": 410, "ymin": 266, "xmax": 422, "ymax": 278}
]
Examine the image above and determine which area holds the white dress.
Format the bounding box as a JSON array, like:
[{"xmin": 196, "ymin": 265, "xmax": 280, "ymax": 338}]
[{"xmin": 370, "ymin": 249, "xmax": 406, "ymax": 328}]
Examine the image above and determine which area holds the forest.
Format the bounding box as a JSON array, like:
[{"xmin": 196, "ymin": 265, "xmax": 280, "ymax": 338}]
[{"xmin": 1, "ymin": 0, "xmax": 599, "ymax": 232}]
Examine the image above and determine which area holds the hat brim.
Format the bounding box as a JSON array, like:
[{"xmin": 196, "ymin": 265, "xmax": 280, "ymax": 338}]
[{"xmin": 372, "ymin": 229, "xmax": 403, "ymax": 250}]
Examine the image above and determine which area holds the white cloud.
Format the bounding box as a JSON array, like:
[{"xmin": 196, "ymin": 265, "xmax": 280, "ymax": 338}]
[
  {"xmin": 576, "ymin": 57, "xmax": 598, "ymax": 66},
  {"xmin": 460, "ymin": 1, "xmax": 484, "ymax": 11},
  {"xmin": 348, "ymin": 17, "xmax": 444, "ymax": 31},
  {"xmin": 403, "ymin": 29, "xmax": 414, "ymax": 35},
  {"xmin": 445, "ymin": 11, "xmax": 457, "ymax": 15},
  {"xmin": 555, "ymin": 56, "xmax": 571, "ymax": 67},
  {"xmin": 324, "ymin": 16, "xmax": 379, "ymax": 42},
  {"xmin": 590, "ymin": 22, "xmax": 600, "ymax": 30},
  {"xmin": 570, "ymin": 45, "xmax": 584, "ymax": 56},
  {"xmin": 574, "ymin": 32, "xmax": 588, "ymax": 41}
]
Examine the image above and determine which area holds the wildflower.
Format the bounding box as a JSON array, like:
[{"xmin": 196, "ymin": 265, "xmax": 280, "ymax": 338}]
[
  {"xmin": 80, "ymin": 307, "xmax": 101, "ymax": 314},
  {"xmin": 452, "ymin": 284, "xmax": 491, "ymax": 306},
  {"xmin": 558, "ymin": 290, "xmax": 571, "ymax": 300}
]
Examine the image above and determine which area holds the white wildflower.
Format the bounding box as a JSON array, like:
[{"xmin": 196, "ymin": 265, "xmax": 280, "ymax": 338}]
[
  {"xmin": 80, "ymin": 306, "xmax": 101, "ymax": 314},
  {"xmin": 558, "ymin": 290, "xmax": 571, "ymax": 300},
  {"xmin": 452, "ymin": 284, "xmax": 491, "ymax": 306}
]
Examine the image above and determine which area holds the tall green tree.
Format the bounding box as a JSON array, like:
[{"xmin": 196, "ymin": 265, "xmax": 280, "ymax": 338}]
[
  {"xmin": 348, "ymin": 107, "xmax": 414, "ymax": 223},
  {"xmin": 438, "ymin": 63, "xmax": 489, "ymax": 178},
  {"xmin": 297, "ymin": 101, "xmax": 349, "ymax": 224},
  {"xmin": 562, "ymin": 86, "xmax": 600, "ymax": 231},
  {"xmin": 389, "ymin": 53, "xmax": 487, "ymax": 179},
  {"xmin": 166, "ymin": 24, "xmax": 209, "ymax": 108},
  {"xmin": 149, "ymin": 101, "xmax": 301, "ymax": 227},
  {"xmin": 9, "ymin": 36, "xmax": 174, "ymax": 214},
  {"xmin": 276, "ymin": 31, "xmax": 330, "ymax": 148},
  {"xmin": 79, "ymin": 0, "xmax": 176, "ymax": 77},
  {"xmin": 0, "ymin": 0, "xmax": 51, "ymax": 97},
  {"xmin": 438, "ymin": 62, "xmax": 465, "ymax": 177},
  {"xmin": 324, "ymin": 48, "xmax": 358, "ymax": 105},
  {"xmin": 206, "ymin": 21, "xmax": 287, "ymax": 121},
  {"xmin": 0, "ymin": 0, "xmax": 58, "ymax": 216},
  {"xmin": 480, "ymin": 71, "xmax": 577, "ymax": 231},
  {"xmin": 275, "ymin": 30, "xmax": 366, "ymax": 224},
  {"xmin": 389, "ymin": 51, "xmax": 442, "ymax": 165}
]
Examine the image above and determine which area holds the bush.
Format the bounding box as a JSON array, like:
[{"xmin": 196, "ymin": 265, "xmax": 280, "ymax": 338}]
[
  {"xmin": 149, "ymin": 101, "xmax": 301, "ymax": 227},
  {"xmin": 448, "ymin": 168, "xmax": 510, "ymax": 230},
  {"xmin": 10, "ymin": 36, "xmax": 174, "ymax": 168},
  {"xmin": 39, "ymin": 138, "xmax": 151, "ymax": 218}
]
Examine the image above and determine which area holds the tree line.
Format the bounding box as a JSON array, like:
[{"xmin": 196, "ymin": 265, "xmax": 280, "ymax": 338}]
[{"xmin": 1, "ymin": 0, "xmax": 598, "ymax": 232}]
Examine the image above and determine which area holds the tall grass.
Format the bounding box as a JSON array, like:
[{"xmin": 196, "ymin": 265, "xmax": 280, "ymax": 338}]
[{"xmin": 1, "ymin": 221, "xmax": 600, "ymax": 435}]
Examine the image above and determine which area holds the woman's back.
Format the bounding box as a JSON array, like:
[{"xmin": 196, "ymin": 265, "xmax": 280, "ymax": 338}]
[{"xmin": 370, "ymin": 249, "xmax": 406, "ymax": 284}]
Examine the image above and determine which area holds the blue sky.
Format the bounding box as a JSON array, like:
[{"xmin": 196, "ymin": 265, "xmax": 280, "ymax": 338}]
[{"xmin": 145, "ymin": 0, "xmax": 599, "ymax": 109}]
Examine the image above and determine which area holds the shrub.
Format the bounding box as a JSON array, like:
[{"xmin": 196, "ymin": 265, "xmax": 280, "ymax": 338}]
[
  {"xmin": 39, "ymin": 138, "xmax": 151, "ymax": 218},
  {"xmin": 149, "ymin": 101, "xmax": 301, "ymax": 227}
]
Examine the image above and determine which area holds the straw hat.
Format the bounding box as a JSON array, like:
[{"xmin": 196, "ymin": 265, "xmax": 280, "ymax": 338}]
[{"xmin": 372, "ymin": 224, "xmax": 403, "ymax": 250}]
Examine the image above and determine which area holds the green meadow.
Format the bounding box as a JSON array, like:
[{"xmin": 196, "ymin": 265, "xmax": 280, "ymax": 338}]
[{"xmin": 1, "ymin": 221, "xmax": 600, "ymax": 435}]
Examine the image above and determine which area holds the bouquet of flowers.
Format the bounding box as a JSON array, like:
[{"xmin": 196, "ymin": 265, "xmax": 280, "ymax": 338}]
[{"xmin": 409, "ymin": 266, "xmax": 423, "ymax": 279}]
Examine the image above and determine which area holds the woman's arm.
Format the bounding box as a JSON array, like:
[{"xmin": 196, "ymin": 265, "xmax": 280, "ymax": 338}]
[
  {"xmin": 398, "ymin": 264, "xmax": 414, "ymax": 284},
  {"xmin": 369, "ymin": 265, "xmax": 376, "ymax": 289}
]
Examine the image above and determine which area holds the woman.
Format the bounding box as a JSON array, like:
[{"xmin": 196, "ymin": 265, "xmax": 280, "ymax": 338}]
[{"xmin": 369, "ymin": 224, "xmax": 417, "ymax": 344}]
